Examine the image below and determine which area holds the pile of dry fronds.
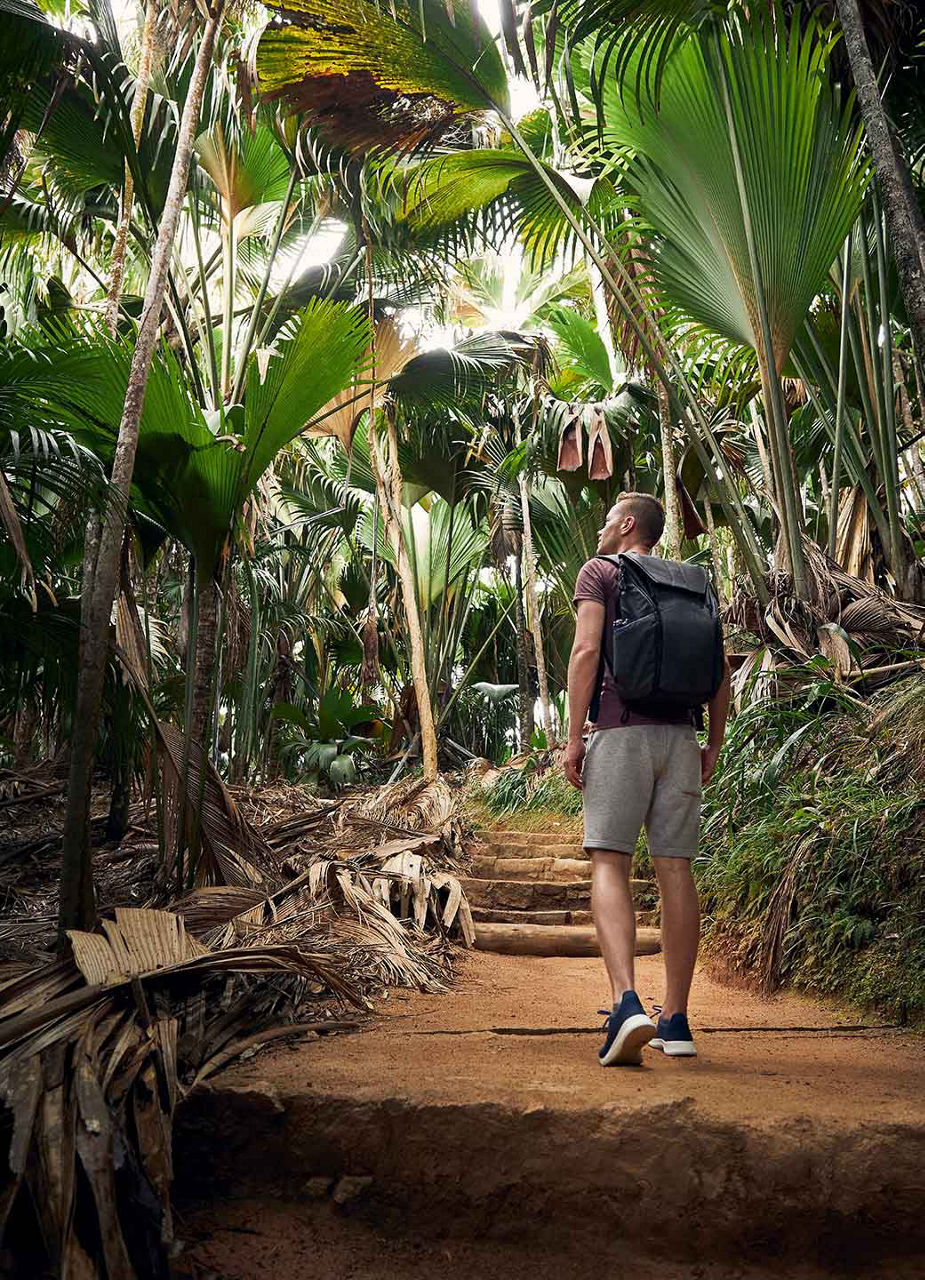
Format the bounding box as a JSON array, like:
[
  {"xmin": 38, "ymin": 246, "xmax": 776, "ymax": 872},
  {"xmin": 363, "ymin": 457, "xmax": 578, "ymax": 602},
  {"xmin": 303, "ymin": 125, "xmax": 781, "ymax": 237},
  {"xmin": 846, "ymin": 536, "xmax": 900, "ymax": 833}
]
[
  {"xmin": 0, "ymin": 907, "xmax": 363, "ymax": 1277},
  {"xmin": 0, "ymin": 771, "xmax": 476, "ymax": 1275},
  {"xmin": 727, "ymin": 539, "xmax": 925, "ymax": 687}
]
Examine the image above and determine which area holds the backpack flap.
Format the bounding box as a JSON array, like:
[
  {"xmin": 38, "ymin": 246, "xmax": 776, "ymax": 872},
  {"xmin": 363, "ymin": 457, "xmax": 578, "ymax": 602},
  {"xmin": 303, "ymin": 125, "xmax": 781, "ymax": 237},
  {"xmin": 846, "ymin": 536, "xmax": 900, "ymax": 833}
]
[{"xmin": 619, "ymin": 552, "xmax": 710, "ymax": 598}]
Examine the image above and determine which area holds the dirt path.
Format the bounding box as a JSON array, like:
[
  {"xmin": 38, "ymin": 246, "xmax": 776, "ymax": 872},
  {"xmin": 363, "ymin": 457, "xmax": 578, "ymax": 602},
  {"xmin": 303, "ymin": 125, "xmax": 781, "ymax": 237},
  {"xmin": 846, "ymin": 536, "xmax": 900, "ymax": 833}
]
[{"xmin": 175, "ymin": 952, "xmax": 925, "ymax": 1277}]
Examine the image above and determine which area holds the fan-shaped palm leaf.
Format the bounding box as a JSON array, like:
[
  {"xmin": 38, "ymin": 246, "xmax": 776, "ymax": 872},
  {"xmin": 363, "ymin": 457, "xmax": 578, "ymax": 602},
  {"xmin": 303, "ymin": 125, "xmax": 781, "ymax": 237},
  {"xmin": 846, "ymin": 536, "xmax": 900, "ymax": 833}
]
[
  {"xmin": 256, "ymin": 0, "xmax": 509, "ymax": 154},
  {"xmin": 594, "ymin": 13, "xmax": 870, "ymax": 371}
]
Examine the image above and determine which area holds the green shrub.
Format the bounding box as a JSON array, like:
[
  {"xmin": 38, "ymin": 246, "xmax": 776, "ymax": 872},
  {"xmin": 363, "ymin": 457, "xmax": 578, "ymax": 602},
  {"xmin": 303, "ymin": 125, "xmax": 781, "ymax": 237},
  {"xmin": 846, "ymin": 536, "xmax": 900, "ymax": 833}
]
[{"xmin": 697, "ymin": 673, "xmax": 925, "ymax": 1023}]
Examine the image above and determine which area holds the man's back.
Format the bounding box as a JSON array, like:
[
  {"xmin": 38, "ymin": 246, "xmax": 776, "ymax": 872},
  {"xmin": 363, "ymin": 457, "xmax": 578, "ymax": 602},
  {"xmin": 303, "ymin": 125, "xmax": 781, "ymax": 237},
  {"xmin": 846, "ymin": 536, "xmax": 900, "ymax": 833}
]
[{"xmin": 573, "ymin": 555, "xmax": 693, "ymax": 729}]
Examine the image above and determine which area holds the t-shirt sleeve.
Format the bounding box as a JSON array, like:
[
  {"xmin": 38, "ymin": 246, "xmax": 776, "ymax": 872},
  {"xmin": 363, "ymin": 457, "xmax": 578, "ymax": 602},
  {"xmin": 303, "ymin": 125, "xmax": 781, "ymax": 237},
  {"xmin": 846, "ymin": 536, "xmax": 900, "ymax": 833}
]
[{"xmin": 573, "ymin": 559, "xmax": 614, "ymax": 607}]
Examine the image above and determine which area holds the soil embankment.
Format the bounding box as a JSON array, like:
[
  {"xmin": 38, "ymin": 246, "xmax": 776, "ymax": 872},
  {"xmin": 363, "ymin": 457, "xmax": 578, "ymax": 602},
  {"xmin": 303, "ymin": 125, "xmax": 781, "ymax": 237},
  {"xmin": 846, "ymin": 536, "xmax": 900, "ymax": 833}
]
[{"xmin": 175, "ymin": 952, "xmax": 925, "ymax": 1277}]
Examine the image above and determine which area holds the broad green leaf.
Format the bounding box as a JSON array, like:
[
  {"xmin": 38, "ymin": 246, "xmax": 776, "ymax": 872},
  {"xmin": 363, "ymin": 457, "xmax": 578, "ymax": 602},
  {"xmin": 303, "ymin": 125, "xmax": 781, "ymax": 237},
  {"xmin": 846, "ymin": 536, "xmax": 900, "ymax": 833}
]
[
  {"xmin": 594, "ymin": 11, "xmax": 870, "ymax": 368},
  {"xmin": 328, "ymin": 752, "xmax": 358, "ymax": 786},
  {"xmin": 241, "ymin": 298, "xmax": 372, "ymax": 500},
  {"xmin": 256, "ymin": 0, "xmax": 509, "ymax": 153}
]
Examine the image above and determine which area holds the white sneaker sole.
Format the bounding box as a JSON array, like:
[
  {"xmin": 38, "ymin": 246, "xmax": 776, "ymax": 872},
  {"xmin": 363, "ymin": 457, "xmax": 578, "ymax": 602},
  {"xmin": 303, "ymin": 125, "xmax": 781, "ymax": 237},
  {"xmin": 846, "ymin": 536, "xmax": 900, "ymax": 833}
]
[
  {"xmin": 599, "ymin": 1014, "xmax": 656, "ymax": 1066},
  {"xmin": 650, "ymin": 1037, "xmax": 697, "ymax": 1058}
]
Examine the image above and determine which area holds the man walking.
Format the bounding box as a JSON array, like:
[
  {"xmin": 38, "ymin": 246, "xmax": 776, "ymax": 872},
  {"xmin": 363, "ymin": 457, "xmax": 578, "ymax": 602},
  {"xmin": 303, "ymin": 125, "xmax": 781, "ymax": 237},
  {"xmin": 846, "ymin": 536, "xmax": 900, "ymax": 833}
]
[{"xmin": 564, "ymin": 493, "xmax": 730, "ymax": 1066}]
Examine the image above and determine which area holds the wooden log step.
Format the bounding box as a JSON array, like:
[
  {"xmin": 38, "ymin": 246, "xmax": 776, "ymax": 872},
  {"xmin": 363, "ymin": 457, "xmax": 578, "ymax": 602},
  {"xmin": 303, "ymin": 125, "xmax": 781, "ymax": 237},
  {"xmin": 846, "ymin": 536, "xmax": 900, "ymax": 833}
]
[
  {"xmin": 471, "ymin": 907, "xmax": 657, "ymax": 928},
  {"xmin": 461, "ymin": 877, "xmax": 653, "ymax": 913},
  {"xmin": 473, "ymin": 923, "xmax": 661, "ymax": 958}
]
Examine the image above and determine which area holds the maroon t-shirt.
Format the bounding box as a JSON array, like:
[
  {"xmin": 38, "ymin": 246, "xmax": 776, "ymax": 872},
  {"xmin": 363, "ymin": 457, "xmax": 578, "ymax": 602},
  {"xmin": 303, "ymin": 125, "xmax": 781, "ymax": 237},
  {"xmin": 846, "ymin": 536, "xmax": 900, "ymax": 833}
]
[{"xmin": 573, "ymin": 558, "xmax": 692, "ymax": 730}]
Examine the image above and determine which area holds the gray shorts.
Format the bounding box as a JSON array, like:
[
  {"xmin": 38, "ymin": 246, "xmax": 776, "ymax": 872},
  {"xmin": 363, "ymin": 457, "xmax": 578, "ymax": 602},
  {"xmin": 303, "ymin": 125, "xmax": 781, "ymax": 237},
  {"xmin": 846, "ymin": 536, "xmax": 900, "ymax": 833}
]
[{"xmin": 582, "ymin": 724, "xmax": 702, "ymax": 858}]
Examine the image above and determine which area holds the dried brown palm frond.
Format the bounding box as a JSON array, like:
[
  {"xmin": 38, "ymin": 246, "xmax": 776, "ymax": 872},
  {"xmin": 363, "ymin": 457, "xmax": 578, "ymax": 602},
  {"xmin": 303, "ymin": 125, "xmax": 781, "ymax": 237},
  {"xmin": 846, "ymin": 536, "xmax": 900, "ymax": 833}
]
[
  {"xmin": 154, "ymin": 722, "xmax": 276, "ymax": 889},
  {"xmin": 112, "ymin": 620, "xmax": 276, "ymax": 893},
  {"xmin": 177, "ymin": 844, "xmax": 472, "ymax": 989},
  {"xmin": 728, "ymin": 538, "xmax": 925, "ymax": 677},
  {"xmin": 835, "ymin": 485, "xmax": 874, "ymax": 584},
  {"xmin": 0, "ymin": 908, "xmax": 363, "ymax": 1276},
  {"xmin": 342, "ymin": 774, "xmax": 456, "ymax": 835}
]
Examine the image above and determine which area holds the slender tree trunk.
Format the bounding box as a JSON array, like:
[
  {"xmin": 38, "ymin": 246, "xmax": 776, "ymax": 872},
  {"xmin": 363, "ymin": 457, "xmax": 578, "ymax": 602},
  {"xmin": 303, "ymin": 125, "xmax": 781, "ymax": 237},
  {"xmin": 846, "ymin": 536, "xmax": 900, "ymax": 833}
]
[
  {"xmin": 58, "ymin": 5, "xmax": 225, "ymax": 937},
  {"xmin": 703, "ymin": 494, "xmax": 726, "ymax": 606},
  {"xmin": 368, "ymin": 412, "xmax": 439, "ymax": 780},
  {"xmin": 836, "ymin": 0, "xmax": 925, "ymax": 377},
  {"xmin": 512, "ymin": 539, "xmax": 533, "ymax": 752},
  {"xmin": 105, "ymin": 0, "xmax": 156, "ymax": 332},
  {"xmin": 518, "ymin": 474, "xmax": 552, "ymax": 739},
  {"xmin": 655, "ymin": 380, "xmax": 682, "ymax": 558},
  {"xmin": 105, "ymin": 752, "xmax": 131, "ymax": 843},
  {"xmin": 189, "ymin": 577, "xmax": 219, "ymax": 753}
]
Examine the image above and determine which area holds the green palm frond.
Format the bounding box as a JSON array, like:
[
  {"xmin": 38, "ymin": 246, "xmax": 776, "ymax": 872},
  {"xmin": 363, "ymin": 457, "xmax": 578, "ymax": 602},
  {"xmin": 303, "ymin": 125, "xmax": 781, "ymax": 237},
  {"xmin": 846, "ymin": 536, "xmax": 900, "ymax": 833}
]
[
  {"xmin": 256, "ymin": 0, "xmax": 509, "ymax": 154},
  {"xmin": 387, "ymin": 331, "xmax": 538, "ymax": 410},
  {"xmin": 358, "ymin": 495, "xmax": 488, "ymax": 612},
  {"xmin": 593, "ymin": 11, "xmax": 870, "ymax": 370},
  {"xmin": 558, "ymin": 0, "xmax": 714, "ymax": 104},
  {"xmin": 241, "ymin": 298, "xmax": 372, "ymax": 498},
  {"xmin": 390, "ymin": 150, "xmax": 585, "ymax": 268},
  {"xmin": 0, "ymin": 0, "xmax": 70, "ymax": 173},
  {"xmin": 195, "ymin": 120, "xmax": 292, "ymax": 233},
  {"xmin": 544, "ymin": 304, "xmax": 614, "ymax": 395}
]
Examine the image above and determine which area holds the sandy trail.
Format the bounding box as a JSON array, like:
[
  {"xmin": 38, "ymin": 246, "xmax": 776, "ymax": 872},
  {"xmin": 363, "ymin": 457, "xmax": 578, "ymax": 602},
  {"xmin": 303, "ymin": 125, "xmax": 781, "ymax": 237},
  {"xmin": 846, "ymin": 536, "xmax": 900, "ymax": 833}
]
[{"xmin": 175, "ymin": 952, "xmax": 925, "ymax": 1279}]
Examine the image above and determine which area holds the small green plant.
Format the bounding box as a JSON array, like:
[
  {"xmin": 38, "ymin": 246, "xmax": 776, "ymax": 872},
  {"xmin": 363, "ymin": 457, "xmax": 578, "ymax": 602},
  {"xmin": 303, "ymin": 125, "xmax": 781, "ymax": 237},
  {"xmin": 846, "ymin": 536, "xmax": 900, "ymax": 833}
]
[
  {"xmin": 272, "ymin": 689, "xmax": 384, "ymax": 789},
  {"xmin": 482, "ymin": 756, "xmax": 582, "ymax": 818}
]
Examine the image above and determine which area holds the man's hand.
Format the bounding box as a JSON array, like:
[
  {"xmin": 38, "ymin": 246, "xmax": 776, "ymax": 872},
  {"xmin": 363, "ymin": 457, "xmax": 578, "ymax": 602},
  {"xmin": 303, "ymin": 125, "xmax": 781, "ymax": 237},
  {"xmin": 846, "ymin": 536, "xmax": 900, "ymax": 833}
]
[
  {"xmin": 564, "ymin": 738, "xmax": 586, "ymax": 790},
  {"xmin": 701, "ymin": 744, "xmax": 721, "ymax": 785}
]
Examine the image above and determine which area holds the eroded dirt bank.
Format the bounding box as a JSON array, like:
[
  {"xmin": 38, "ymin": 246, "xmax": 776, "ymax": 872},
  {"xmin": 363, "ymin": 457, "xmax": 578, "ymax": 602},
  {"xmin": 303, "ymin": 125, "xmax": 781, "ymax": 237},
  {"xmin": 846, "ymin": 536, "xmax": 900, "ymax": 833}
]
[{"xmin": 174, "ymin": 953, "xmax": 925, "ymax": 1275}]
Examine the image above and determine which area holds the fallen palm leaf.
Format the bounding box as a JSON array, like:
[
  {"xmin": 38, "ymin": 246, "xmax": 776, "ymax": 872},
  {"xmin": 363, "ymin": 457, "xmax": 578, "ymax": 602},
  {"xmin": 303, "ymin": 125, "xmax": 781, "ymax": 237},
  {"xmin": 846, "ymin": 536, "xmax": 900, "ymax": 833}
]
[{"xmin": 0, "ymin": 907, "xmax": 364, "ymax": 1276}]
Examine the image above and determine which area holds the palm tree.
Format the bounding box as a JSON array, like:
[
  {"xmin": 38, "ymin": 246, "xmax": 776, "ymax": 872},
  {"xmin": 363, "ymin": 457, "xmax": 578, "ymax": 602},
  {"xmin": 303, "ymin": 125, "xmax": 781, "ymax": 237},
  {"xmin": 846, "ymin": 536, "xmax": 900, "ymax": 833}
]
[
  {"xmin": 60, "ymin": 0, "xmax": 227, "ymax": 931},
  {"xmin": 834, "ymin": 0, "xmax": 925, "ymax": 371}
]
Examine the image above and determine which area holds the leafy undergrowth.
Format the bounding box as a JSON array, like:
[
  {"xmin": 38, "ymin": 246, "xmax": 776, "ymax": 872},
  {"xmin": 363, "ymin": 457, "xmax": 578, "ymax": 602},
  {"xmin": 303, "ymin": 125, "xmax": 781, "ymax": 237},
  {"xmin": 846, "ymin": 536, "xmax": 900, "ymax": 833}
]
[
  {"xmin": 698, "ymin": 672, "xmax": 925, "ymax": 1024},
  {"xmin": 471, "ymin": 760, "xmax": 583, "ymax": 833}
]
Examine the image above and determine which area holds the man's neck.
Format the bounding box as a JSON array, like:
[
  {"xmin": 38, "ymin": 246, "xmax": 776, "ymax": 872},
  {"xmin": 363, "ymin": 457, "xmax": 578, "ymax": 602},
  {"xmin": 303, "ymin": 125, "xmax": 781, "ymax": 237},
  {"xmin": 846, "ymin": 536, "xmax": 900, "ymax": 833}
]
[{"xmin": 615, "ymin": 541, "xmax": 653, "ymax": 556}]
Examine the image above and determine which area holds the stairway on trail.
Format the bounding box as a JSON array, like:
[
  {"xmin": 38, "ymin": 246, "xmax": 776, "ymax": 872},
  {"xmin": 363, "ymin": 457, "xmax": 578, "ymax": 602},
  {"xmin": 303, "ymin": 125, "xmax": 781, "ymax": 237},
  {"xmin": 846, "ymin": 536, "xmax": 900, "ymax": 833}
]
[{"xmin": 464, "ymin": 829, "xmax": 660, "ymax": 958}]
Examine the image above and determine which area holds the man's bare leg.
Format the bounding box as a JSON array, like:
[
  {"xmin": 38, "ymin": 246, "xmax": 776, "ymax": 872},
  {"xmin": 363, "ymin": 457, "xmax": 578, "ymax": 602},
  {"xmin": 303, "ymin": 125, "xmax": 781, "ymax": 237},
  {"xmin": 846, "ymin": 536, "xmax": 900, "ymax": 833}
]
[
  {"xmin": 590, "ymin": 849, "xmax": 636, "ymax": 1003},
  {"xmin": 652, "ymin": 856, "xmax": 700, "ymax": 1017}
]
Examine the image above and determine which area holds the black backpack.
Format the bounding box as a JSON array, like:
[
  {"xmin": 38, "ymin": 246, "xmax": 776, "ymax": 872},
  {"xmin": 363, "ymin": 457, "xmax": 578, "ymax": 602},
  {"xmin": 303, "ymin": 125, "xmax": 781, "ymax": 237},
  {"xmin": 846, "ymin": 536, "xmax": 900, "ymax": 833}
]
[{"xmin": 592, "ymin": 552, "xmax": 724, "ymax": 722}]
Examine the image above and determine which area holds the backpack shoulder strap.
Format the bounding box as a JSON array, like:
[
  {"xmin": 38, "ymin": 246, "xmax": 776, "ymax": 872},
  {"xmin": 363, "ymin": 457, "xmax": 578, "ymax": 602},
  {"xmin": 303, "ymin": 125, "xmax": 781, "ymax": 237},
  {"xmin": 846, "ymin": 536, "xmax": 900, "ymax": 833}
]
[{"xmin": 588, "ymin": 556, "xmax": 621, "ymax": 720}]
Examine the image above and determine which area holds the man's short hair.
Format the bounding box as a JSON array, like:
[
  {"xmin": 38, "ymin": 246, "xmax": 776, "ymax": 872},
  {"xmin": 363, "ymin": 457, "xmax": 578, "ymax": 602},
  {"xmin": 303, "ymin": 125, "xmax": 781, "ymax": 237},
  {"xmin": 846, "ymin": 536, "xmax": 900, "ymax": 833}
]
[{"xmin": 614, "ymin": 492, "xmax": 665, "ymax": 547}]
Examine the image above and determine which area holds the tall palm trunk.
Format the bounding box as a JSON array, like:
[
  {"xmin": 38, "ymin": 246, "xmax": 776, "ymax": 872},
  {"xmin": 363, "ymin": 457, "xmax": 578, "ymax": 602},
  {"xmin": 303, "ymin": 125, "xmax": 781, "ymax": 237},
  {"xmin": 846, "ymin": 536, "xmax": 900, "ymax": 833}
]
[
  {"xmin": 105, "ymin": 0, "xmax": 156, "ymax": 332},
  {"xmin": 188, "ymin": 577, "xmax": 219, "ymax": 755},
  {"xmin": 368, "ymin": 411, "xmax": 439, "ymax": 780},
  {"xmin": 836, "ymin": 0, "xmax": 925, "ymax": 378},
  {"xmin": 518, "ymin": 474, "xmax": 552, "ymax": 738},
  {"xmin": 655, "ymin": 381, "xmax": 682, "ymax": 558},
  {"xmin": 59, "ymin": 4, "xmax": 225, "ymax": 936},
  {"xmin": 512, "ymin": 535, "xmax": 533, "ymax": 752}
]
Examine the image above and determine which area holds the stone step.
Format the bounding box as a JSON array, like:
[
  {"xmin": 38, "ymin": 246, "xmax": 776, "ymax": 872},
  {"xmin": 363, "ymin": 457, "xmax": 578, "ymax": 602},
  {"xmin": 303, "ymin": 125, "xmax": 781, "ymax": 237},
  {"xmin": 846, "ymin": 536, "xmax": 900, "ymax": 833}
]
[
  {"xmin": 469, "ymin": 855, "xmax": 594, "ymax": 882},
  {"xmin": 471, "ymin": 907, "xmax": 658, "ymax": 928},
  {"xmin": 473, "ymin": 922, "xmax": 661, "ymax": 958},
  {"xmin": 461, "ymin": 877, "xmax": 652, "ymax": 913},
  {"xmin": 476, "ymin": 840, "xmax": 587, "ymax": 861},
  {"xmin": 474, "ymin": 829, "xmax": 582, "ymax": 847}
]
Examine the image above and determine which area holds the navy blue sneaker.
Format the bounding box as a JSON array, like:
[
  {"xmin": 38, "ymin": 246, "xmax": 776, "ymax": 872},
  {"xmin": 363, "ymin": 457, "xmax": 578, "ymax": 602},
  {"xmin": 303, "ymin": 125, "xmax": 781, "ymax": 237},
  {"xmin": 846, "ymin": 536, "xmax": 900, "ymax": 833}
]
[
  {"xmin": 649, "ymin": 1008, "xmax": 697, "ymax": 1058},
  {"xmin": 597, "ymin": 990, "xmax": 656, "ymax": 1066}
]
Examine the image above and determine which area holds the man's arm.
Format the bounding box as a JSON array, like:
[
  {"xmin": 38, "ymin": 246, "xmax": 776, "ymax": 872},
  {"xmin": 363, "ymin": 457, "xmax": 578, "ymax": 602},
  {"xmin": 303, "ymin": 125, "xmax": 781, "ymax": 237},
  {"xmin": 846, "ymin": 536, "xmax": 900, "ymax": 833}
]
[
  {"xmin": 701, "ymin": 658, "xmax": 732, "ymax": 784},
  {"xmin": 564, "ymin": 598, "xmax": 605, "ymax": 789}
]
